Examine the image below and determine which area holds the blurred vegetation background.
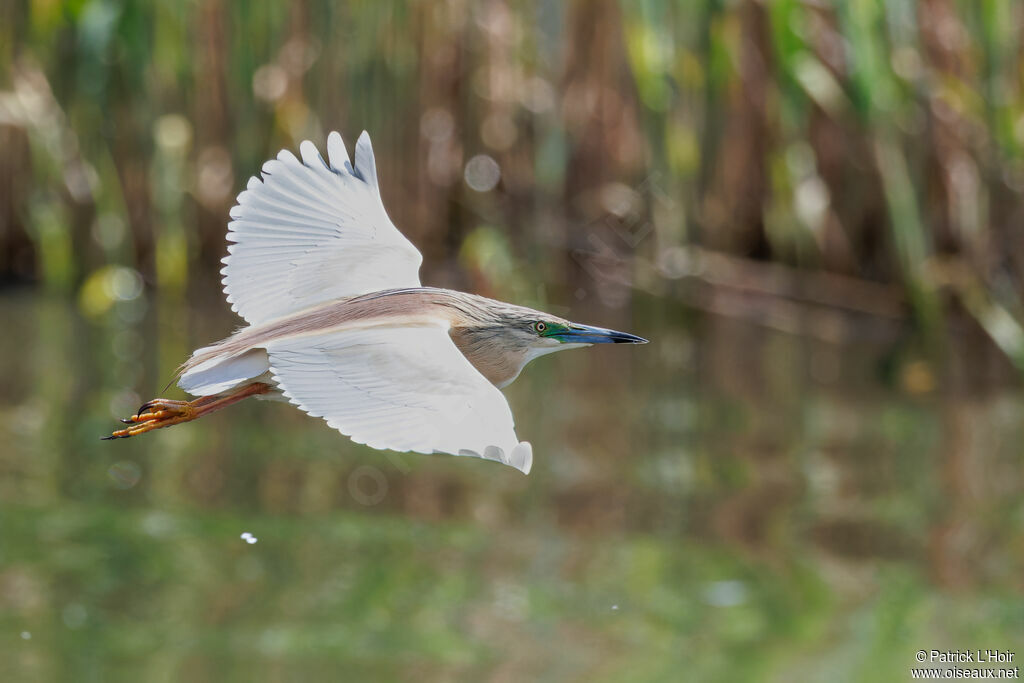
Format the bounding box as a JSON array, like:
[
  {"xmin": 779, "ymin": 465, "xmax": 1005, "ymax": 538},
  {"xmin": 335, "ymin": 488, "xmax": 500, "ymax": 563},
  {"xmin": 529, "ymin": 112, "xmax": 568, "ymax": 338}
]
[
  {"xmin": 4, "ymin": 1, "xmax": 1024, "ymax": 681},
  {"xmin": 3, "ymin": 0, "xmax": 1024, "ymax": 369}
]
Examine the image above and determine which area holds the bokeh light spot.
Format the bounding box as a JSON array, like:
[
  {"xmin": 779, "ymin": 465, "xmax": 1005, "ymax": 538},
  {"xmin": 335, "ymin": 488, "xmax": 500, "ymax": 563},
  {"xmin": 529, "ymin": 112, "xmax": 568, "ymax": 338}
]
[
  {"xmin": 464, "ymin": 154, "xmax": 501, "ymax": 192},
  {"xmin": 108, "ymin": 461, "xmax": 142, "ymax": 490}
]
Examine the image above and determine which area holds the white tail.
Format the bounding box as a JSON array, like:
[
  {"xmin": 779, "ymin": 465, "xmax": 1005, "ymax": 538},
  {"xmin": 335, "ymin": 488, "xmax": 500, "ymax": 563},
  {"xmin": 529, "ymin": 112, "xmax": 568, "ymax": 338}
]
[{"xmin": 177, "ymin": 346, "xmax": 270, "ymax": 396}]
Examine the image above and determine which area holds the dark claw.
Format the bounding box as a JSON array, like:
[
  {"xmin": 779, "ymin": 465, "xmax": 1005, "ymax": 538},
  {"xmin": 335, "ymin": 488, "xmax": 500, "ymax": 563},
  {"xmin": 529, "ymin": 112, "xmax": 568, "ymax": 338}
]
[
  {"xmin": 101, "ymin": 433, "xmax": 131, "ymax": 440},
  {"xmin": 136, "ymin": 402, "xmax": 154, "ymax": 416},
  {"xmin": 120, "ymin": 418, "xmax": 134, "ymax": 424}
]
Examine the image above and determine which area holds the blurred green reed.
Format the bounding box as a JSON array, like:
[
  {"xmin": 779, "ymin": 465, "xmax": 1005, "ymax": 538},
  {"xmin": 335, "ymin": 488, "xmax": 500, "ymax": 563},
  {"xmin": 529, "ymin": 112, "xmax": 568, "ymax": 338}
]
[{"xmin": 2, "ymin": 0, "xmax": 1024, "ymax": 360}]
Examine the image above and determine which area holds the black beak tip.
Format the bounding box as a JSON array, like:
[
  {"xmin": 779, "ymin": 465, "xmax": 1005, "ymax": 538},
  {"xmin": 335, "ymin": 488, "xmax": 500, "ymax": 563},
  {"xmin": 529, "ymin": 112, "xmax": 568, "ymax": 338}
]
[{"xmin": 615, "ymin": 333, "xmax": 648, "ymax": 344}]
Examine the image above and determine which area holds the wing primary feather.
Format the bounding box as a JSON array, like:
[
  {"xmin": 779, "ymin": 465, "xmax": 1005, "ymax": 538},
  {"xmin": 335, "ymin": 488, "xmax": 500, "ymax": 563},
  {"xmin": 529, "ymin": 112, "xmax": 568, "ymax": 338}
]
[
  {"xmin": 353, "ymin": 131, "xmax": 378, "ymax": 189},
  {"xmin": 299, "ymin": 140, "xmax": 329, "ymax": 169},
  {"xmin": 327, "ymin": 131, "xmax": 350, "ymax": 173}
]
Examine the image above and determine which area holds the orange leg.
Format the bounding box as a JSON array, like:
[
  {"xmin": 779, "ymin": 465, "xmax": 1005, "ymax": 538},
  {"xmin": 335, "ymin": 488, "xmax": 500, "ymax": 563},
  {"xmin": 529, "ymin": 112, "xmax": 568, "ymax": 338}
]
[{"xmin": 102, "ymin": 382, "xmax": 272, "ymax": 440}]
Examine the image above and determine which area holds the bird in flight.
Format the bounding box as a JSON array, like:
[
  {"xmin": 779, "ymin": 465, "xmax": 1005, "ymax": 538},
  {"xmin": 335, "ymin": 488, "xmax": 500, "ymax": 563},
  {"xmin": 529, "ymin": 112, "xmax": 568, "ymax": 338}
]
[{"xmin": 105, "ymin": 132, "xmax": 646, "ymax": 473}]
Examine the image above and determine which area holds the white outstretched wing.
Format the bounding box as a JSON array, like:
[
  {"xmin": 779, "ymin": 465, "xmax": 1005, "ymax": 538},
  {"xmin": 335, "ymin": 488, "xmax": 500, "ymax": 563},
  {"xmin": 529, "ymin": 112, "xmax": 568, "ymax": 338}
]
[
  {"xmin": 221, "ymin": 131, "xmax": 423, "ymax": 326},
  {"xmin": 263, "ymin": 322, "xmax": 534, "ymax": 474}
]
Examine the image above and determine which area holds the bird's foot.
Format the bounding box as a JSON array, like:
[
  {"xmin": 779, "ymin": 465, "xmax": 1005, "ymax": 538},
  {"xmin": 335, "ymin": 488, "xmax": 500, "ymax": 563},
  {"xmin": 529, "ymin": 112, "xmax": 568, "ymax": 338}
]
[
  {"xmin": 101, "ymin": 383, "xmax": 272, "ymax": 441},
  {"xmin": 102, "ymin": 399, "xmax": 196, "ymax": 439}
]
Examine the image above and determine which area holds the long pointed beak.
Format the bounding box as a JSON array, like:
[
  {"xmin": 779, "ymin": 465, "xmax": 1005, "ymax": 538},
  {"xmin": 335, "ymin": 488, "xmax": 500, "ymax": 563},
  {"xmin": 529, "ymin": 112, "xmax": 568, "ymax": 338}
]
[{"xmin": 552, "ymin": 323, "xmax": 648, "ymax": 345}]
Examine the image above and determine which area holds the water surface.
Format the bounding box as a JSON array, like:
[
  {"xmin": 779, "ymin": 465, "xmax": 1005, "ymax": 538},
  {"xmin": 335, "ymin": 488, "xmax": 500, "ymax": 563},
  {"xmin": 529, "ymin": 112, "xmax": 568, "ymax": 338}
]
[{"xmin": 2, "ymin": 290, "xmax": 1023, "ymax": 682}]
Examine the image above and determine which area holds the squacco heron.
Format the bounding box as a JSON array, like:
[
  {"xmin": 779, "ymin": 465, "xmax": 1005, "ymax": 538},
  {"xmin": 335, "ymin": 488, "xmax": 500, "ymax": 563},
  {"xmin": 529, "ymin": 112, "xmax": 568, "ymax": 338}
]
[{"xmin": 104, "ymin": 132, "xmax": 646, "ymax": 473}]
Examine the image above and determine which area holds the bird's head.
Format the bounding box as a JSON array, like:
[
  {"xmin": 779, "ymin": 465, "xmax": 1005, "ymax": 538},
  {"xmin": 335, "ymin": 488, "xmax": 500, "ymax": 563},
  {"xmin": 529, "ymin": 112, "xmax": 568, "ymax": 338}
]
[{"xmin": 448, "ymin": 295, "xmax": 647, "ymax": 387}]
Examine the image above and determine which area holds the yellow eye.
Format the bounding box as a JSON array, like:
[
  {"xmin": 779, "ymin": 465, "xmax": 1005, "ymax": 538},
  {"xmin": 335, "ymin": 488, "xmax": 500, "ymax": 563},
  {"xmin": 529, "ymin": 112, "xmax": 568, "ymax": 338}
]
[{"xmin": 534, "ymin": 321, "xmax": 547, "ymax": 333}]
